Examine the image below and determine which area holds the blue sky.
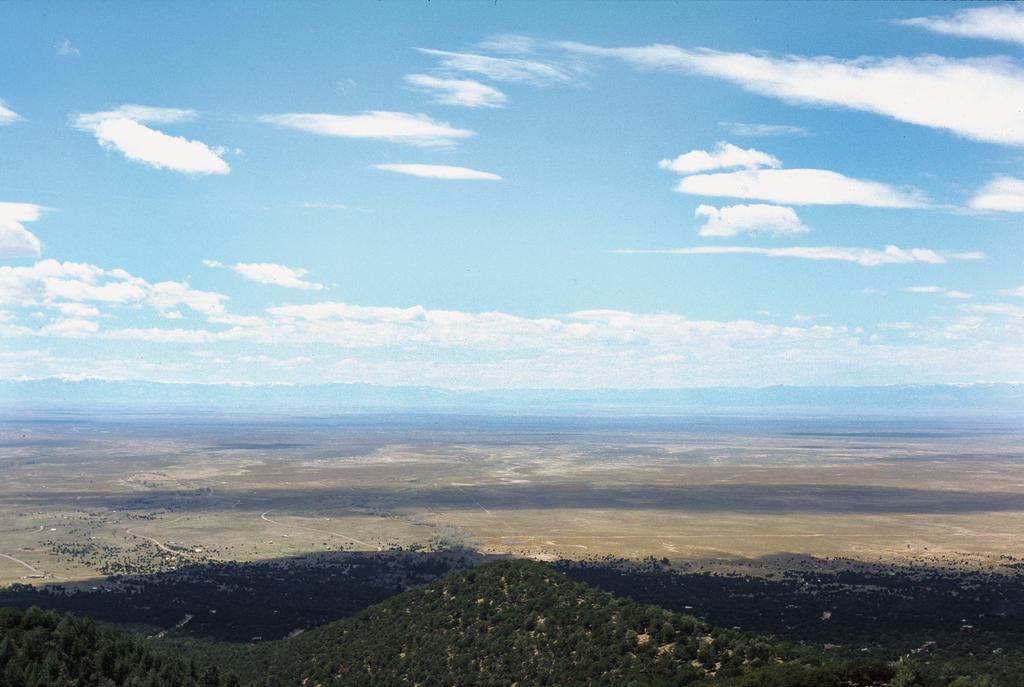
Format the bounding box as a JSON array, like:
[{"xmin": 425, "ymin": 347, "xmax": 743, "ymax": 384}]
[{"xmin": 1, "ymin": 1, "xmax": 1022, "ymax": 388}]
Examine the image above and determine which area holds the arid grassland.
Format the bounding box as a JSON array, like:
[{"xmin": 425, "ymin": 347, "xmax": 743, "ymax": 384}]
[{"xmin": 1, "ymin": 413, "xmax": 1022, "ymax": 585}]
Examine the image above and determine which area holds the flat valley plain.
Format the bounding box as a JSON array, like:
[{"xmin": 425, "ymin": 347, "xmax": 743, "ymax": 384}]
[{"xmin": 2, "ymin": 411, "xmax": 1023, "ymax": 585}]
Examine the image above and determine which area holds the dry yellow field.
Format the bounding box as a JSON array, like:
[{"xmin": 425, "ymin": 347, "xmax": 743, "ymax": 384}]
[{"xmin": 2, "ymin": 412, "xmax": 1023, "ymax": 585}]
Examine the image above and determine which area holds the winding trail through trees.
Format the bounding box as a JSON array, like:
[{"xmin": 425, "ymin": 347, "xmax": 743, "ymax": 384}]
[
  {"xmin": 260, "ymin": 510, "xmax": 381, "ymax": 550},
  {"xmin": 126, "ymin": 527, "xmax": 192, "ymax": 556}
]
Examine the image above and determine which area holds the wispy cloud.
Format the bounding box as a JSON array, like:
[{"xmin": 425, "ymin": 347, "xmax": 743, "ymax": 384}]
[
  {"xmin": 0, "ymin": 203, "xmax": 45, "ymax": 258},
  {"xmin": 674, "ymin": 168, "xmax": 926, "ymax": 207},
  {"xmin": 372, "ymin": 163, "xmax": 501, "ymax": 180},
  {"xmin": 560, "ymin": 41, "xmax": 1024, "ymax": 147},
  {"xmin": 1000, "ymin": 286, "xmax": 1024, "ymax": 298},
  {"xmin": 896, "ymin": 5, "xmax": 1024, "ymax": 46},
  {"xmin": 302, "ymin": 202, "xmax": 349, "ymax": 210},
  {"xmin": 718, "ymin": 121, "xmax": 809, "ymax": 137},
  {"xmin": 72, "ymin": 105, "xmax": 230, "ymax": 174},
  {"xmin": 418, "ymin": 48, "xmax": 574, "ymax": 86},
  {"xmin": 968, "ymin": 176, "xmax": 1024, "ymax": 212},
  {"xmin": 476, "ymin": 34, "xmax": 537, "ymax": 54},
  {"xmin": 75, "ymin": 105, "xmax": 199, "ymax": 126},
  {"xmin": 55, "ymin": 39, "xmax": 80, "ymax": 56},
  {"xmin": 659, "ymin": 142, "xmax": 780, "ymax": 174},
  {"xmin": 0, "ymin": 99, "xmax": 21, "ymax": 125},
  {"xmin": 906, "ymin": 286, "xmax": 972, "ymax": 299},
  {"xmin": 205, "ymin": 260, "xmax": 324, "ymax": 290},
  {"xmin": 258, "ymin": 110, "xmax": 473, "ymax": 147},
  {"xmin": 695, "ymin": 204, "xmax": 810, "ymax": 238},
  {"xmin": 964, "ymin": 303, "xmax": 1024, "ymax": 318},
  {"xmin": 614, "ymin": 245, "xmax": 984, "ymax": 267},
  {"xmin": 403, "ymin": 74, "xmax": 507, "ymax": 108}
]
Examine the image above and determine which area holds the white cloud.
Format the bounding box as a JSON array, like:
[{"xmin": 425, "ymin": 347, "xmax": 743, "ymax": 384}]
[
  {"xmin": 267, "ymin": 302, "xmax": 428, "ymax": 323},
  {"xmin": 74, "ymin": 105, "xmax": 198, "ymax": 126},
  {"xmin": 3, "ymin": 280, "xmax": 1022, "ymax": 386},
  {"xmin": 222, "ymin": 262, "xmax": 324, "ymax": 290},
  {"xmin": 695, "ymin": 204, "xmax": 810, "ymax": 237},
  {"xmin": 72, "ymin": 105, "xmax": 229, "ymax": 174},
  {"xmin": 906, "ymin": 286, "xmax": 972, "ymax": 299},
  {"xmin": 0, "ymin": 99, "xmax": 21, "ymax": 125},
  {"xmin": 0, "ymin": 202, "xmax": 45, "ymax": 258},
  {"xmin": 658, "ymin": 144, "xmax": 923, "ymax": 207},
  {"xmin": 964, "ymin": 303, "xmax": 1024, "ymax": 318},
  {"xmin": 967, "ymin": 176, "xmax": 1024, "ymax": 212},
  {"xmin": 403, "ymin": 74, "xmax": 507, "ymax": 108},
  {"xmin": 39, "ymin": 318, "xmax": 99, "ymax": 337},
  {"xmin": 260, "ymin": 301, "xmax": 862, "ymax": 356},
  {"xmin": 372, "ymin": 163, "xmax": 502, "ymax": 181},
  {"xmin": 417, "ymin": 48, "xmax": 573, "ymax": 86},
  {"xmin": 55, "ymin": 39, "xmax": 80, "ymax": 56},
  {"xmin": 614, "ymin": 245, "xmax": 984, "ymax": 267},
  {"xmin": 258, "ymin": 111, "xmax": 473, "ymax": 147},
  {"xmin": 54, "ymin": 302, "xmax": 100, "ymax": 318},
  {"xmin": 303, "ymin": 202, "xmax": 349, "ymax": 210},
  {"xmin": 0, "ymin": 260, "xmax": 231, "ymax": 325},
  {"xmin": 674, "ymin": 168, "xmax": 926, "ymax": 207},
  {"xmin": 1000, "ymin": 286, "xmax": 1024, "ymax": 298},
  {"xmin": 477, "ymin": 34, "xmax": 537, "ymax": 54},
  {"xmin": 560, "ymin": 41, "xmax": 1024, "ymax": 147},
  {"xmin": 46, "ymin": 273, "xmax": 147, "ymax": 303},
  {"xmin": 0, "ymin": 260, "xmax": 144, "ymax": 308},
  {"xmin": 149, "ymin": 281, "xmax": 228, "ymax": 316},
  {"xmin": 897, "ymin": 5, "xmax": 1024, "ymax": 46},
  {"xmin": 718, "ymin": 121, "xmax": 809, "ymax": 137},
  {"xmin": 100, "ymin": 327, "xmax": 249, "ymax": 344},
  {"xmin": 659, "ymin": 142, "xmax": 781, "ymax": 174},
  {"xmin": 207, "ymin": 313, "xmax": 266, "ymax": 327}
]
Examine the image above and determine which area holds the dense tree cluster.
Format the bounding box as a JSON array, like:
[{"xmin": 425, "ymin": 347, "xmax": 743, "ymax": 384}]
[
  {"xmin": 227, "ymin": 560, "xmax": 899, "ymax": 687},
  {"xmin": 0, "ymin": 606, "xmax": 236, "ymax": 687},
  {"xmin": 555, "ymin": 556, "xmax": 1024, "ymax": 684},
  {"xmin": 0, "ymin": 558, "xmax": 1009, "ymax": 686}
]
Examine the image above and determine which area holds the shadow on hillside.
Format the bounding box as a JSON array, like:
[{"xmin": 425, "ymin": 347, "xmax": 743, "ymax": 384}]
[
  {"xmin": 0, "ymin": 548, "xmax": 495, "ymax": 642},
  {"xmin": 2, "ymin": 547, "xmax": 1023, "ymax": 650}
]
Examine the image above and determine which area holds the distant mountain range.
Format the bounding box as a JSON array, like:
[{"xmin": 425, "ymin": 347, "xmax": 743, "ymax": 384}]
[{"xmin": 2, "ymin": 378, "xmax": 1022, "ymax": 416}]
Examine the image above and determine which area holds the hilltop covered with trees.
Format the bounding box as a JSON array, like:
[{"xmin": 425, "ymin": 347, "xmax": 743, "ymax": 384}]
[
  {"xmin": 226, "ymin": 560, "xmax": 905, "ymax": 686},
  {"xmin": 0, "ymin": 560, "xmax": 1004, "ymax": 686}
]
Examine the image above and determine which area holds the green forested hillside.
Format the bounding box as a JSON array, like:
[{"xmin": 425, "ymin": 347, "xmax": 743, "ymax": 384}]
[
  {"xmin": 0, "ymin": 560, "xmax": 1002, "ymax": 686},
  {"xmin": 226, "ymin": 560, "xmax": 893, "ymax": 687},
  {"xmin": 0, "ymin": 606, "xmax": 234, "ymax": 687}
]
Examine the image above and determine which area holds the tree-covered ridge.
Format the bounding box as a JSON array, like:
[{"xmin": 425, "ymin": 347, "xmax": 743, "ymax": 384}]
[
  {"xmin": 229, "ymin": 559, "xmax": 892, "ymax": 687},
  {"xmin": 0, "ymin": 607, "xmax": 235, "ymax": 687},
  {"xmin": 0, "ymin": 559, "xmax": 1004, "ymax": 686}
]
